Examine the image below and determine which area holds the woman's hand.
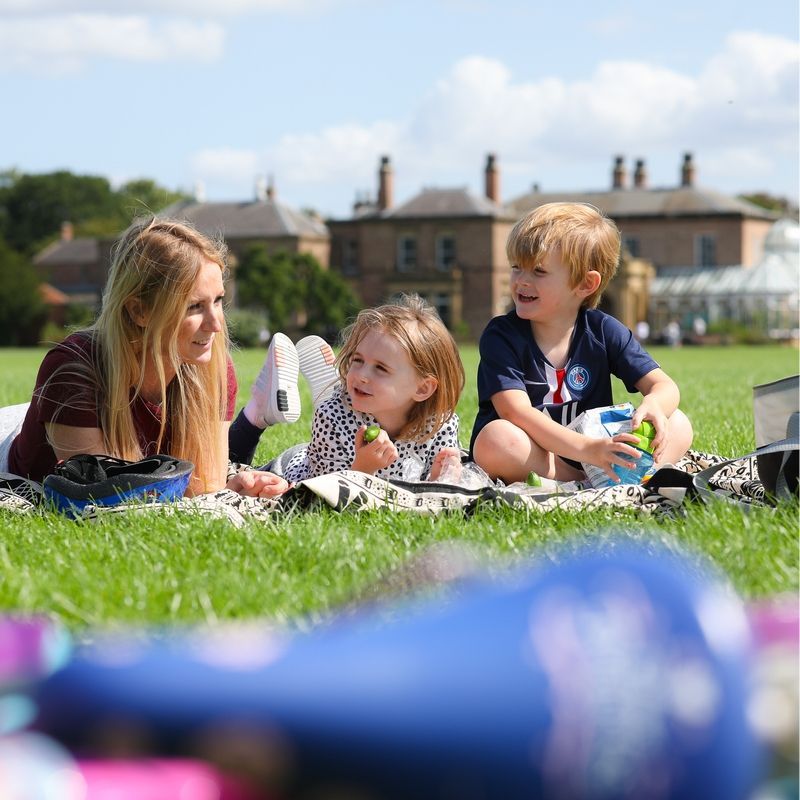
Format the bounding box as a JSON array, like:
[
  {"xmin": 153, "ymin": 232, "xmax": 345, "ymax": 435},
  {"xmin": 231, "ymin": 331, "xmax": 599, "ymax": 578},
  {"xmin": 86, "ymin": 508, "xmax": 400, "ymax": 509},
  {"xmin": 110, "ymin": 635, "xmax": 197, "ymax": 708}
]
[
  {"xmin": 226, "ymin": 470, "xmax": 290, "ymax": 498},
  {"xmin": 351, "ymin": 426, "xmax": 398, "ymax": 474}
]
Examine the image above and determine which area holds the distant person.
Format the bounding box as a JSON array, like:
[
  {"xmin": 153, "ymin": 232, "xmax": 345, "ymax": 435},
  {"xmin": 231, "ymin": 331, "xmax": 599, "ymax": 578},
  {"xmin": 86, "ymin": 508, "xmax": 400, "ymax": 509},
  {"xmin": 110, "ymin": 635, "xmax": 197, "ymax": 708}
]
[
  {"xmin": 1, "ymin": 217, "xmax": 288, "ymax": 499},
  {"xmin": 635, "ymin": 320, "xmax": 650, "ymax": 343},
  {"xmin": 663, "ymin": 319, "xmax": 682, "ymax": 348},
  {"xmin": 470, "ymin": 202, "xmax": 693, "ymax": 485},
  {"xmin": 692, "ymin": 316, "xmax": 707, "ymax": 341}
]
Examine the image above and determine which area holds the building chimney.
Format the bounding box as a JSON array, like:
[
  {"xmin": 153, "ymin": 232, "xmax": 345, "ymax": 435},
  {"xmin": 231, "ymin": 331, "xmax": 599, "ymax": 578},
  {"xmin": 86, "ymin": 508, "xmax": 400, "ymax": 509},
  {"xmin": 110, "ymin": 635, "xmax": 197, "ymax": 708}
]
[
  {"xmin": 377, "ymin": 155, "xmax": 393, "ymax": 211},
  {"xmin": 266, "ymin": 174, "xmax": 275, "ymax": 201},
  {"xmin": 60, "ymin": 221, "xmax": 74, "ymax": 242},
  {"xmin": 633, "ymin": 159, "xmax": 647, "ymax": 189},
  {"xmin": 612, "ymin": 155, "xmax": 627, "ymax": 189},
  {"xmin": 681, "ymin": 152, "xmax": 695, "ymax": 187},
  {"xmin": 484, "ymin": 152, "xmax": 500, "ymax": 202},
  {"xmin": 255, "ymin": 175, "xmax": 267, "ymax": 202}
]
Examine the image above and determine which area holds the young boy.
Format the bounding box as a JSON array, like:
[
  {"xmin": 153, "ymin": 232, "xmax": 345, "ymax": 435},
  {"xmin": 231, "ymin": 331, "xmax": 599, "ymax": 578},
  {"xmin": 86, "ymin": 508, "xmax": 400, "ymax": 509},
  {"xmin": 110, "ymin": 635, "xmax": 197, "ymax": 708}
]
[{"xmin": 470, "ymin": 202, "xmax": 693, "ymax": 485}]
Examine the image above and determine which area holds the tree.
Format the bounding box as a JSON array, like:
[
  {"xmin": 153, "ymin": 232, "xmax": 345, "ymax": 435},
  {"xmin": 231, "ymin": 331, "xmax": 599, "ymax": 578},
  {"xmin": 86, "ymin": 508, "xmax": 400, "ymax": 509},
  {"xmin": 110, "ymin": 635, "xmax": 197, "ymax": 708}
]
[
  {"xmin": 236, "ymin": 246, "xmax": 300, "ymax": 332},
  {"xmin": 739, "ymin": 192, "xmax": 799, "ymax": 219},
  {"xmin": 0, "ymin": 237, "xmax": 47, "ymax": 345},
  {"xmin": 235, "ymin": 247, "xmax": 359, "ymax": 338},
  {"xmin": 2, "ymin": 171, "xmax": 118, "ymax": 253}
]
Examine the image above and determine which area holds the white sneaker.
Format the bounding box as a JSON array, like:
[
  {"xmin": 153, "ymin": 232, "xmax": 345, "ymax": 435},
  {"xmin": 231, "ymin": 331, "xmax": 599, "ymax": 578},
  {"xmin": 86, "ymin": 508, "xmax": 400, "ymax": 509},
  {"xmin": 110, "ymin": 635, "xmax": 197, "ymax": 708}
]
[
  {"xmin": 296, "ymin": 335, "xmax": 338, "ymax": 408},
  {"xmin": 250, "ymin": 333, "xmax": 301, "ymax": 425}
]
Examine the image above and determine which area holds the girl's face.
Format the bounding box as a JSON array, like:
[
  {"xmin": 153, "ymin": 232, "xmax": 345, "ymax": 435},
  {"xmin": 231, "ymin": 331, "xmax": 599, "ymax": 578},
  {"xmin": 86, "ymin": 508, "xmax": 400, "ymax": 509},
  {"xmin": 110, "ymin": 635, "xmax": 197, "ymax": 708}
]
[
  {"xmin": 345, "ymin": 328, "xmax": 433, "ymax": 427},
  {"xmin": 176, "ymin": 259, "xmax": 225, "ymax": 365}
]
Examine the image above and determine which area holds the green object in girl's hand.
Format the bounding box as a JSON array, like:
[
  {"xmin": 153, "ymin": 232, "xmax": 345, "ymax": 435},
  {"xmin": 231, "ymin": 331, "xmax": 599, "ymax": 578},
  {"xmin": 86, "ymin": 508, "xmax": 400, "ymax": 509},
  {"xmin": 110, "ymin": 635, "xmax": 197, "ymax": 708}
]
[{"xmin": 364, "ymin": 425, "xmax": 381, "ymax": 443}]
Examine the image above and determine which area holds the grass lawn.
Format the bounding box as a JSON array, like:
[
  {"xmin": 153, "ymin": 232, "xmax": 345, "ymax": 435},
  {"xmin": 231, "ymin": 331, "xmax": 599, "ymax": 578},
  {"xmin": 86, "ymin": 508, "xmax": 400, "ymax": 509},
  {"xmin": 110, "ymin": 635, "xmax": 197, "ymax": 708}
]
[{"xmin": 0, "ymin": 344, "xmax": 797, "ymax": 631}]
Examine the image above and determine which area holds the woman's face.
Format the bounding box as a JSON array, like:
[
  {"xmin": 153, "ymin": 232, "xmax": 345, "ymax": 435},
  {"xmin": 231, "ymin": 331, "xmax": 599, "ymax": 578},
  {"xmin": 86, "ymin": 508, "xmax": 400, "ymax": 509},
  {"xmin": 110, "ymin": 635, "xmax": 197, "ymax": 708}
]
[{"xmin": 176, "ymin": 259, "xmax": 225, "ymax": 365}]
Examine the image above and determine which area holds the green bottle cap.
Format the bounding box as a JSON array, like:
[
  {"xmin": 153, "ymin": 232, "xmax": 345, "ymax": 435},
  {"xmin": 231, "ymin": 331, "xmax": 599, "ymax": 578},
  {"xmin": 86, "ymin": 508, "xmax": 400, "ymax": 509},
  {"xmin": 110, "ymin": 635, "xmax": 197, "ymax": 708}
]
[{"xmin": 633, "ymin": 420, "xmax": 656, "ymax": 440}]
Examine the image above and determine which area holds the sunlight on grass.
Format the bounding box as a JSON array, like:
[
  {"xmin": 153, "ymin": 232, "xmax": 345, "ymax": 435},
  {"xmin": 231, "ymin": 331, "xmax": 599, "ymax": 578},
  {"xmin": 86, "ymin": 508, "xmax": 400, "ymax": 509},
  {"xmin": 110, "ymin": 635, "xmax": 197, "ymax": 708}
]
[{"xmin": 0, "ymin": 344, "xmax": 797, "ymax": 629}]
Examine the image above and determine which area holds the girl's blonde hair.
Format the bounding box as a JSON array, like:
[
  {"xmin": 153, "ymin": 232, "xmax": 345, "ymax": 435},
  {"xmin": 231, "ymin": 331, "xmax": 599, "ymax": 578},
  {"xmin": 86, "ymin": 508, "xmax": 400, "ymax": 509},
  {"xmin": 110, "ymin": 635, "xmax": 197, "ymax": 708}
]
[
  {"xmin": 45, "ymin": 217, "xmax": 230, "ymax": 494},
  {"xmin": 336, "ymin": 294, "xmax": 464, "ymax": 442},
  {"xmin": 506, "ymin": 202, "xmax": 621, "ymax": 308}
]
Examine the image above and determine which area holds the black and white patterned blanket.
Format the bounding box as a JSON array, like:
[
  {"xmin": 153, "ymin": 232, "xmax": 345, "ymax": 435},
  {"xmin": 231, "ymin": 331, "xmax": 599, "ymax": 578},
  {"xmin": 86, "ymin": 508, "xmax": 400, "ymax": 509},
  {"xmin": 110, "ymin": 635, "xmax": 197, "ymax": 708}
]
[{"xmin": 0, "ymin": 450, "xmax": 768, "ymax": 527}]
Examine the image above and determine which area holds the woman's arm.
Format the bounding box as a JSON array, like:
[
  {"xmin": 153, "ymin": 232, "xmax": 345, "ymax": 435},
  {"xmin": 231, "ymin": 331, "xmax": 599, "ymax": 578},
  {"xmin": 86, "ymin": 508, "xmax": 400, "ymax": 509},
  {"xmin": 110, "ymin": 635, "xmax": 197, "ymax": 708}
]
[{"xmin": 45, "ymin": 423, "xmax": 107, "ymax": 462}]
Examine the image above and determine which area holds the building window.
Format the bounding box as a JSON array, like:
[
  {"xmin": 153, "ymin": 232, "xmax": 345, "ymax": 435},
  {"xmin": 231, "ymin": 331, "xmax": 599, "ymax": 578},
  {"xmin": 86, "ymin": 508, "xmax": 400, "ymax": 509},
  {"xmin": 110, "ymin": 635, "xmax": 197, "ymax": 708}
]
[
  {"xmin": 397, "ymin": 235, "xmax": 417, "ymax": 272},
  {"xmin": 622, "ymin": 236, "xmax": 640, "ymax": 258},
  {"xmin": 341, "ymin": 239, "xmax": 359, "ymax": 276},
  {"xmin": 694, "ymin": 234, "xmax": 716, "ymax": 267},
  {"xmin": 432, "ymin": 292, "xmax": 451, "ymax": 327},
  {"xmin": 435, "ymin": 234, "xmax": 456, "ymax": 271}
]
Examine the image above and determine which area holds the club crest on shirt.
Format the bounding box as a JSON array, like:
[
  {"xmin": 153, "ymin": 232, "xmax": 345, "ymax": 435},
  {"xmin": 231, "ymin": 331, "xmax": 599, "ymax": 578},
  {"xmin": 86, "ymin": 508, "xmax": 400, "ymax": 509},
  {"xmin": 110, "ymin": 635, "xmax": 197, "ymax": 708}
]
[{"xmin": 566, "ymin": 364, "xmax": 590, "ymax": 392}]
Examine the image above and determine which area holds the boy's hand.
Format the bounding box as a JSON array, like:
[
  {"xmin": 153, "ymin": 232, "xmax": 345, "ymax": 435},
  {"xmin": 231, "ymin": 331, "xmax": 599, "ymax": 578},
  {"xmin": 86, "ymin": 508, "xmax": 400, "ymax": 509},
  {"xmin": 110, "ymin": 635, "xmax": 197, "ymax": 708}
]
[
  {"xmin": 582, "ymin": 434, "xmax": 644, "ymax": 483},
  {"xmin": 632, "ymin": 400, "xmax": 669, "ymax": 461},
  {"xmin": 227, "ymin": 470, "xmax": 291, "ymax": 498},
  {"xmin": 352, "ymin": 425, "xmax": 398, "ymax": 474}
]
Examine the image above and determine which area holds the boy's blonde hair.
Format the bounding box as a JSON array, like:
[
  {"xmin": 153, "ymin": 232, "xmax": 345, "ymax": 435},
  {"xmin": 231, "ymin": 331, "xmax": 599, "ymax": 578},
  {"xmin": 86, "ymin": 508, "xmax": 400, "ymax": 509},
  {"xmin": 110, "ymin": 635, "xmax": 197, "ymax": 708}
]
[
  {"xmin": 44, "ymin": 217, "xmax": 231, "ymax": 494},
  {"xmin": 506, "ymin": 202, "xmax": 620, "ymax": 308},
  {"xmin": 336, "ymin": 294, "xmax": 465, "ymax": 442}
]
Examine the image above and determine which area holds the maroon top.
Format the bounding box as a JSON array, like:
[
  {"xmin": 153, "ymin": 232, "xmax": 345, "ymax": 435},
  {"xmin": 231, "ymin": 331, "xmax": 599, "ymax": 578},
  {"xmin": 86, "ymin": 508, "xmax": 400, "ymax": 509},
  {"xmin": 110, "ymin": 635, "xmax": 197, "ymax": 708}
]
[{"xmin": 8, "ymin": 332, "xmax": 237, "ymax": 481}]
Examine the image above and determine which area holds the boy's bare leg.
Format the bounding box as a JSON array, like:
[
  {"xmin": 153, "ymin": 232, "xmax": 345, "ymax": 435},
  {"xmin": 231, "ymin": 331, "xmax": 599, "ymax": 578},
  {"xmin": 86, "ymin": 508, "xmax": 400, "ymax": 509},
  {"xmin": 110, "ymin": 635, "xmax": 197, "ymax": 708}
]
[
  {"xmin": 472, "ymin": 419, "xmax": 584, "ymax": 484},
  {"xmin": 655, "ymin": 409, "xmax": 694, "ymax": 465}
]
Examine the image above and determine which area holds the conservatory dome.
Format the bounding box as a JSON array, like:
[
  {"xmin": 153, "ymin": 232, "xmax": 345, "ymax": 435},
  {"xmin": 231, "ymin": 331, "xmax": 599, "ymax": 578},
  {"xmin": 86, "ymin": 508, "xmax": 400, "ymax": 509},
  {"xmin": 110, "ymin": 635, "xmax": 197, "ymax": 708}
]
[{"xmin": 763, "ymin": 218, "xmax": 800, "ymax": 255}]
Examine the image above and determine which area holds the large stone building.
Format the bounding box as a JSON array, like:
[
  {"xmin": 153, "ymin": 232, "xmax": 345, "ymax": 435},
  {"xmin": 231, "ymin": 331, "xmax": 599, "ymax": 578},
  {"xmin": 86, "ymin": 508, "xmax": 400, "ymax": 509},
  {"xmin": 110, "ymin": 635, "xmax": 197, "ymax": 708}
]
[
  {"xmin": 33, "ymin": 154, "xmax": 783, "ymax": 340},
  {"xmin": 327, "ymin": 152, "xmax": 776, "ymax": 338}
]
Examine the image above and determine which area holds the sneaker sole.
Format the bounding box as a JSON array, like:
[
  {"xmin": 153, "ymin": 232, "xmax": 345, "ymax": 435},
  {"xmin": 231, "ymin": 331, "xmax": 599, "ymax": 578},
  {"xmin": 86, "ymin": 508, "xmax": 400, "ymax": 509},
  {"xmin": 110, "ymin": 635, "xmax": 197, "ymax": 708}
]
[
  {"xmin": 268, "ymin": 333, "xmax": 301, "ymax": 423},
  {"xmin": 296, "ymin": 335, "xmax": 338, "ymax": 407}
]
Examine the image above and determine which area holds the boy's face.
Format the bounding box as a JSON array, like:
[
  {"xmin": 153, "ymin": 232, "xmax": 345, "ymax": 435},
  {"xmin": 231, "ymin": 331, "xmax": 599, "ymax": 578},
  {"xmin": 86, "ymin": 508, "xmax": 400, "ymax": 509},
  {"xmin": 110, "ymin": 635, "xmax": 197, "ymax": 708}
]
[{"xmin": 510, "ymin": 248, "xmax": 596, "ymax": 324}]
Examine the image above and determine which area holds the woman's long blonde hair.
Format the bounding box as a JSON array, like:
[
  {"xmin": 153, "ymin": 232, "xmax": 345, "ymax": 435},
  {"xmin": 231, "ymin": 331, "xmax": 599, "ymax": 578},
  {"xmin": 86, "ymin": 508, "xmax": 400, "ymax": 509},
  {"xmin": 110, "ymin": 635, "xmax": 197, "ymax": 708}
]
[
  {"xmin": 336, "ymin": 294, "xmax": 464, "ymax": 442},
  {"xmin": 48, "ymin": 217, "xmax": 231, "ymax": 493}
]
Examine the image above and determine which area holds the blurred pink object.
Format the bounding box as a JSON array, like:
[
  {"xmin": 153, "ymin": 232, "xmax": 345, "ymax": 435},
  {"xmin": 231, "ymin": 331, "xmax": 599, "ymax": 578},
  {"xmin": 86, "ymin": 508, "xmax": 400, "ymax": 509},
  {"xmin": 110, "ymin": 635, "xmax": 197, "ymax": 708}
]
[
  {"xmin": 78, "ymin": 759, "xmax": 267, "ymax": 800},
  {"xmin": 747, "ymin": 595, "xmax": 799, "ymax": 648}
]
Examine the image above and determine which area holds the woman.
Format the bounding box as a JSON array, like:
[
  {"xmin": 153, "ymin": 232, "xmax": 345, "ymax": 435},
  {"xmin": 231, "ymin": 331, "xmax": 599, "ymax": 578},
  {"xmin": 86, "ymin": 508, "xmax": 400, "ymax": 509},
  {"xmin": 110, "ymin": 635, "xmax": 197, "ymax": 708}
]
[{"xmin": 5, "ymin": 216, "xmax": 287, "ymax": 498}]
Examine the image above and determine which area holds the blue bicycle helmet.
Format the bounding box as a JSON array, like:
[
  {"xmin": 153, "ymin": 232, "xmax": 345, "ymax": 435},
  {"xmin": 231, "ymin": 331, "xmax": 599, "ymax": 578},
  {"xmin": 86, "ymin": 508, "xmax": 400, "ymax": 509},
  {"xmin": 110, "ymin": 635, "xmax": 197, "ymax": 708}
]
[{"xmin": 43, "ymin": 454, "xmax": 194, "ymax": 518}]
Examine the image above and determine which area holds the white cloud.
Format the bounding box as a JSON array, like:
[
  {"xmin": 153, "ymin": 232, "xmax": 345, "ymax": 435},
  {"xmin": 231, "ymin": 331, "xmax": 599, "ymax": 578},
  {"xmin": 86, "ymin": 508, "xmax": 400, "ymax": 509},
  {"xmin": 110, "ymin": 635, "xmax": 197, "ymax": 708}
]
[
  {"xmin": 190, "ymin": 147, "xmax": 260, "ymax": 187},
  {"xmin": 0, "ymin": 0, "xmax": 326, "ymax": 16},
  {"xmin": 0, "ymin": 14, "xmax": 224, "ymax": 73},
  {"xmin": 188, "ymin": 30, "xmax": 798, "ymax": 207}
]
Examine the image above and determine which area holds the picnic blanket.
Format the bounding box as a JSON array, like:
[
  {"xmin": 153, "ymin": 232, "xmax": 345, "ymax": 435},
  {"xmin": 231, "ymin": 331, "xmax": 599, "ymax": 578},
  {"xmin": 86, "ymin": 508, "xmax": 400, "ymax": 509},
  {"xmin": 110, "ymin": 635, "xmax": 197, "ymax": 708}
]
[{"xmin": 0, "ymin": 449, "xmax": 769, "ymax": 527}]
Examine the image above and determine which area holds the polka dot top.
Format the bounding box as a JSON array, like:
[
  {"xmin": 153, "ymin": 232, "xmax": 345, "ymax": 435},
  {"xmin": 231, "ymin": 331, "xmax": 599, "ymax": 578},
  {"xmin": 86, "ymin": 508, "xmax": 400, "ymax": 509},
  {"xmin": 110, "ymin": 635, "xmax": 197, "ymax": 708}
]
[{"xmin": 283, "ymin": 385, "xmax": 461, "ymax": 482}]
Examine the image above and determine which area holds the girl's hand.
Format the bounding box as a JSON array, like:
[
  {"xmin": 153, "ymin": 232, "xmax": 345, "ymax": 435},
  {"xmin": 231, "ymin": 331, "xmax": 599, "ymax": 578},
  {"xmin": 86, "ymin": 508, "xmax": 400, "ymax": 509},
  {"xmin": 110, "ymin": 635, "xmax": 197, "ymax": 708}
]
[
  {"xmin": 429, "ymin": 447, "xmax": 462, "ymax": 482},
  {"xmin": 582, "ymin": 434, "xmax": 643, "ymax": 483},
  {"xmin": 352, "ymin": 425, "xmax": 398, "ymax": 474},
  {"xmin": 632, "ymin": 400, "xmax": 668, "ymax": 461},
  {"xmin": 227, "ymin": 470, "xmax": 291, "ymax": 498}
]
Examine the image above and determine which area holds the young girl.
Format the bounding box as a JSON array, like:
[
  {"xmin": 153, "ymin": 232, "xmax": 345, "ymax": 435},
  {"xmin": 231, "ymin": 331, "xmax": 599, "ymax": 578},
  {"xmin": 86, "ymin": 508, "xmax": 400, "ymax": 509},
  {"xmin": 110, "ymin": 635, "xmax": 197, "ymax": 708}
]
[{"xmin": 278, "ymin": 294, "xmax": 465, "ymax": 483}]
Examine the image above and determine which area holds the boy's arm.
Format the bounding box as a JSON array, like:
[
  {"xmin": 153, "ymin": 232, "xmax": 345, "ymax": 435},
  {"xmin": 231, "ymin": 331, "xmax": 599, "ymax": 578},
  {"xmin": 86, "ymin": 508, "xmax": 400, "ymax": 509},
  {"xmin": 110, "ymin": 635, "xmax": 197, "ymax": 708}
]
[
  {"xmin": 632, "ymin": 368, "xmax": 680, "ymax": 459},
  {"xmin": 491, "ymin": 389, "xmax": 642, "ymax": 480}
]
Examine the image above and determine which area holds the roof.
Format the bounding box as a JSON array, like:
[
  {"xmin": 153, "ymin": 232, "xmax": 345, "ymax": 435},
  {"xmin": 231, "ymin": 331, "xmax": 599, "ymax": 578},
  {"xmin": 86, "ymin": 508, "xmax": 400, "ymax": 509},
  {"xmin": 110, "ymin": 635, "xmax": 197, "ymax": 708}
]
[
  {"xmin": 358, "ymin": 188, "xmax": 512, "ymax": 220},
  {"xmin": 507, "ymin": 187, "xmax": 779, "ymax": 220},
  {"xmin": 38, "ymin": 283, "xmax": 69, "ymax": 305},
  {"xmin": 160, "ymin": 199, "xmax": 329, "ymax": 239},
  {"xmin": 34, "ymin": 238, "xmax": 99, "ymax": 266}
]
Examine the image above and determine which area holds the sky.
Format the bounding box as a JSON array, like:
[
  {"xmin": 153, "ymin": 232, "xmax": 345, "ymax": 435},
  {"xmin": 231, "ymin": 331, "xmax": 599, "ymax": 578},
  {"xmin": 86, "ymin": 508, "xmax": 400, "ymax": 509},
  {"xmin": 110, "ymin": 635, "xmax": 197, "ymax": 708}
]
[{"xmin": 2, "ymin": 0, "xmax": 798, "ymax": 219}]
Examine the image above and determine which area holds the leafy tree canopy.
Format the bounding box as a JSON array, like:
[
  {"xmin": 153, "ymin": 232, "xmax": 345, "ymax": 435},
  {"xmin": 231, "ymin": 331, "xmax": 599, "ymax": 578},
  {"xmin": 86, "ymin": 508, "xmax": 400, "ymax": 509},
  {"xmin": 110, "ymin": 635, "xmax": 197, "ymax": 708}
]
[
  {"xmin": 236, "ymin": 246, "xmax": 359, "ymax": 339},
  {"xmin": 0, "ymin": 169, "xmax": 188, "ymax": 254},
  {"xmin": 0, "ymin": 236, "xmax": 47, "ymax": 345}
]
